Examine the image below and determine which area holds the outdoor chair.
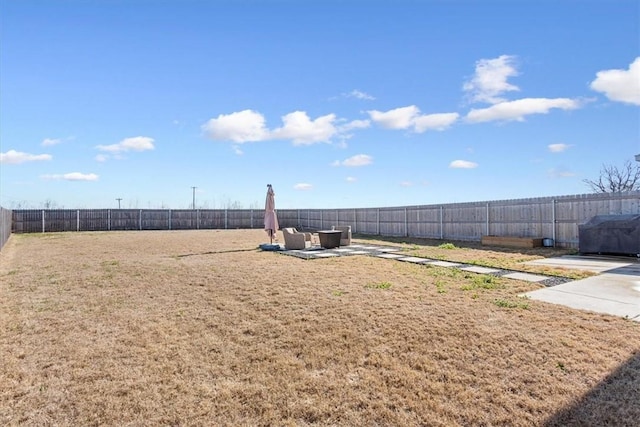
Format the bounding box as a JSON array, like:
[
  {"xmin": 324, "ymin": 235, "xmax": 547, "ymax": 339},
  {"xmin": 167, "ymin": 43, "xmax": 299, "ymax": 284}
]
[
  {"xmin": 282, "ymin": 227, "xmax": 314, "ymax": 250},
  {"xmin": 331, "ymin": 225, "xmax": 352, "ymax": 246}
]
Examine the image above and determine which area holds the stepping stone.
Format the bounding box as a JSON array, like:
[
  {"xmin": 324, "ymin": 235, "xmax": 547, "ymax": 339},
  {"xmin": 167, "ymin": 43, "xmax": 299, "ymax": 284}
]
[
  {"xmin": 376, "ymin": 247, "xmax": 402, "ymax": 252},
  {"xmin": 346, "ymin": 250, "xmax": 370, "ymax": 255},
  {"xmin": 333, "ymin": 248, "xmax": 354, "ymax": 252},
  {"xmin": 427, "ymin": 260, "xmax": 461, "ymax": 267},
  {"xmin": 376, "ymin": 253, "xmax": 404, "ymax": 259},
  {"xmin": 502, "ymin": 272, "xmax": 548, "ymax": 282},
  {"xmin": 398, "ymin": 256, "xmax": 430, "ymax": 263},
  {"xmin": 314, "ymin": 253, "xmax": 339, "ymax": 258},
  {"xmin": 460, "ymin": 266, "xmax": 501, "ymax": 274}
]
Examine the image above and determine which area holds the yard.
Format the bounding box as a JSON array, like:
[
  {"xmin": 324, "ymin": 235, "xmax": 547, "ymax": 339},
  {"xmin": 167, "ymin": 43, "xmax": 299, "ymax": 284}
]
[{"xmin": 1, "ymin": 230, "xmax": 638, "ymax": 426}]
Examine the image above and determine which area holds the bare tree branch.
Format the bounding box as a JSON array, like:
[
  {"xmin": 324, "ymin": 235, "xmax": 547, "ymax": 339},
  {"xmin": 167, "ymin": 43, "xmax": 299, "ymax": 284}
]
[{"xmin": 583, "ymin": 160, "xmax": 640, "ymax": 193}]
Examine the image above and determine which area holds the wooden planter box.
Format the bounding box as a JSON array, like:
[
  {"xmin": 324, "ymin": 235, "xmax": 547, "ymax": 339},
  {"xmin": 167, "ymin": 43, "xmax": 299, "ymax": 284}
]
[{"xmin": 481, "ymin": 235, "xmax": 543, "ymax": 248}]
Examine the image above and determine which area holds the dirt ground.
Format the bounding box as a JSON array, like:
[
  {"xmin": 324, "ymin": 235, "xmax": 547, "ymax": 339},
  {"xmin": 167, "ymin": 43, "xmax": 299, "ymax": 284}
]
[{"xmin": 1, "ymin": 230, "xmax": 638, "ymax": 426}]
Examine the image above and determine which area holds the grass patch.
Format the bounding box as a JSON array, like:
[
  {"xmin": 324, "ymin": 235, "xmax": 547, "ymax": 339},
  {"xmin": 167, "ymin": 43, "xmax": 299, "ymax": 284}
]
[
  {"xmin": 365, "ymin": 281, "xmax": 392, "ymax": 290},
  {"xmin": 494, "ymin": 297, "xmax": 530, "ymax": 309},
  {"xmin": 438, "ymin": 242, "xmax": 457, "ymax": 249},
  {"xmin": 434, "ymin": 280, "xmax": 447, "ymax": 294},
  {"xmin": 461, "ymin": 274, "xmax": 504, "ymax": 291}
]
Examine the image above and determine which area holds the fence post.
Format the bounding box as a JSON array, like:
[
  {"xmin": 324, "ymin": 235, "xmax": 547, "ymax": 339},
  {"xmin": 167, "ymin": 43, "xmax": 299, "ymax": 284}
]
[
  {"xmin": 108, "ymin": 209, "xmax": 111, "ymax": 231},
  {"xmin": 225, "ymin": 209, "xmax": 228, "ymax": 229},
  {"xmin": 77, "ymin": 210, "xmax": 80, "ymax": 232},
  {"xmin": 377, "ymin": 209, "xmax": 380, "ymax": 235},
  {"xmin": 320, "ymin": 210, "xmax": 323, "ymax": 230},
  {"xmin": 439, "ymin": 206, "xmax": 444, "ymax": 239},
  {"xmin": 168, "ymin": 209, "xmax": 172, "ymax": 230},
  {"xmin": 404, "ymin": 207, "xmax": 408, "ymax": 237},
  {"xmin": 486, "ymin": 202, "xmax": 490, "ymax": 236},
  {"xmin": 250, "ymin": 209, "xmax": 253, "ymax": 229},
  {"xmin": 353, "ymin": 208, "xmax": 357, "ymax": 233},
  {"xmin": 42, "ymin": 210, "xmax": 45, "ymax": 233},
  {"xmin": 552, "ymin": 200, "xmax": 556, "ymax": 246},
  {"xmin": 139, "ymin": 209, "xmax": 142, "ymax": 230}
]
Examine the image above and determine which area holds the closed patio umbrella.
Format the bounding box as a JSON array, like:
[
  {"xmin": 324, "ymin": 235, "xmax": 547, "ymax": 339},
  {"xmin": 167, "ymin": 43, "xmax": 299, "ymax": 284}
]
[{"xmin": 264, "ymin": 184, "xmax": 279, "ymax": 244}]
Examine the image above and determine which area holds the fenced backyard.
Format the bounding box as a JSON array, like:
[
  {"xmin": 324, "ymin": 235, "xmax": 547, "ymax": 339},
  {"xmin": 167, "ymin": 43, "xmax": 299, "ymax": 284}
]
[
  {"xmin": 1, "ymin": 229, "xmax": 638, "ymax": 425},
  {"xmin": 8, "ymin": 191, "xmax": 640, "ymax": 249}
]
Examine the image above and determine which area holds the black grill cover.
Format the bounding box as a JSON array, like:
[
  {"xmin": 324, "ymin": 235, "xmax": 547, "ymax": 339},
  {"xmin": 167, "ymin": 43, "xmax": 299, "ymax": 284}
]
[{"xmin": 578, "ymin": 214, "xmax": 640, "ymax": 256}]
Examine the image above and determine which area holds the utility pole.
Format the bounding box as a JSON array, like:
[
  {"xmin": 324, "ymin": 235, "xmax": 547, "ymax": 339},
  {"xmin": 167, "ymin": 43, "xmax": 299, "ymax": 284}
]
[
  {"xmin": 191, "ymin": 186, "xmax": 197, "ymax": 209},
  {"xmin": 116, "ymin": 198, "xmax": 122, "ymax": 209}
]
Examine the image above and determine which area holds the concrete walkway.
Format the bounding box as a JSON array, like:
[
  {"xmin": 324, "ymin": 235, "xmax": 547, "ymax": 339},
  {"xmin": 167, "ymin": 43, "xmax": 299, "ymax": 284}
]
[{"xmin": 523, "ymin": 255, "xmax": 640, "ymax": 322}]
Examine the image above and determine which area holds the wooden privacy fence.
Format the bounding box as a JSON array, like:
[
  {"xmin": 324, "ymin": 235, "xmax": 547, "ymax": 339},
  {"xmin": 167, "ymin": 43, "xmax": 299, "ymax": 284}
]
[
  {"xmin": 10, "ymin": 191, "xmax": 640, "ymax": 249},
  {"xmin": 0, "ymin": 207, "xmax": 11, "ymax": 252}
]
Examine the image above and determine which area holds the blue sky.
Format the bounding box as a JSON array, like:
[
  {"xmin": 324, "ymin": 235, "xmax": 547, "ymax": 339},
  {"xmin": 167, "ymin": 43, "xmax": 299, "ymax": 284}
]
[{"xmin": 1, "ymin": 0, "xmax": 639, "ymax": 209}]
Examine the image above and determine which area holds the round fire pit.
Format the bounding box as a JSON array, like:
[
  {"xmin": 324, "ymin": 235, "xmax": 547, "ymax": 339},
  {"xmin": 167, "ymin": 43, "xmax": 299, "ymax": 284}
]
[{"xmin": 317, "ymin": 230, "xmax": 342, "ymax": 249}]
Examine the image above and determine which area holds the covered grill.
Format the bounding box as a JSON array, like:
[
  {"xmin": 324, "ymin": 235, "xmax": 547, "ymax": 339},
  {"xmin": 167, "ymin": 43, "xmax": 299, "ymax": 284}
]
[{"xmin": 578, "ymin": 214, "xmax": 640, "ymax": 256}]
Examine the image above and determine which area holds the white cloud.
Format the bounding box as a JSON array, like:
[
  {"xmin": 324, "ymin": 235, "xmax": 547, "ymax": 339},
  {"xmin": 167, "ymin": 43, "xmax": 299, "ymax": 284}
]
[
  {"xmin": 41, "ymin": 172, "xmax": 99, "ymax": 181},
  {"xmin": 463, "ymin": 55, "xmax": 520, "ymax": 104},
  {"xmin": 42, "ymin": 136, "xmax": 74, "ymax": 146},
  {"xmin": 42, "ymin": 138, "xmax": 62, "ymax": 146},
  {"xmin": 95, "ymin": 154, "xmax": 109, "ymax": 162},
  {"xmin": 271, "ymin": 111, "xmax": 337, "ymax": 145},
  {"xmin": 368, "ymin": 106, "xmax": 458, "ymax": 133},
  {"xmin": 400, "ymin": 181, "xmax": 413, "ymax": 187},
  {"xmin": 1, "ymin": 149, "xmax": 52, "ymax": 164},
  {"xmin": 548, "ymin": 143, "xmax": 571, "ymax": 153},
  {"xmin": 413, "ymin": 113, "xmax": 459, "ymax": 132},
  {"xmin": 334, "ymin": 154, "xmax": 373, "ymax": 167},
  {"xmin": 96, "ymin": 136, "xmax": 155, "ymax": 153},
  {"xmin": 347, "ymin": 89, "xmax": 375, "ymax": 100},
  {"xmin": 232, "ymin": 145, "xmax": 244, "ymax": 155},
  {"xmin": 294, "ymin": 183, "xmax": 313, "ymax": 191},
  {"xmin": 202, "ymin": 110, "xmax": 268, "ymax": 143},
  {"xmin": 590, "ymin": 57, "xmax": 640, "ymax": 105},
  {"xmin": 449, "ymin": 160, "xmax": 478, "ymax": 169},
  {"xmin": 466, "ymin": 98, "xmax": 581, "ymax": 123},
  {"xmin": 368, "ymin": 105, "xmax": 420, "ymax": 129},
  {"xmin": 346, "ymin": 176, "xmax": 357, "ymax": 182},
  {"xmin": 203, "ymin": 110, "xmax": 370, "ymax": 146},
  {"xmin": 339, "ymin": 119, "xmax": 370, "ymax": 132}
]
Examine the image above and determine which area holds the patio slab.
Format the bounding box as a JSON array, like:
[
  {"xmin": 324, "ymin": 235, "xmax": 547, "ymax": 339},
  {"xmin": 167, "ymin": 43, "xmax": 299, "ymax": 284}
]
[
  {"xmin": 523, "ymin": 255, "xmax": 640, "ymax": 321},
  {"xmin": 524, "ymin": 273, "xmax": 640, "ymax": 321},
  {"xmin": 502, "ymin": 272, "xmax": 549, "ymax": 282},
  {"xmin": 427, "ymin": 260, "xmax": 462, "ymax": 267},
  {"xmin": 397, "ymin": 256, "xmax": 431, "ymax": 264},
  {"xmin": 524, "ymin": 255, "xmax": 635, "ymax": 273},
  {"xmin": 376, "ymin": 253, "xmax": 404, "ymax": 259},
  {"xmin": 460, "ymin": 266, "xmax": 501, "ymax": 274}
]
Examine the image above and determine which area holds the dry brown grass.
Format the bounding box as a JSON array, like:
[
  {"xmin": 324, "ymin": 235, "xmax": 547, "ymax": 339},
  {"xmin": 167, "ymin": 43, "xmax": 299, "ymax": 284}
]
[{"xmin": 1, "ymin": 230, "xmax": 638, "ymax": 426}]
